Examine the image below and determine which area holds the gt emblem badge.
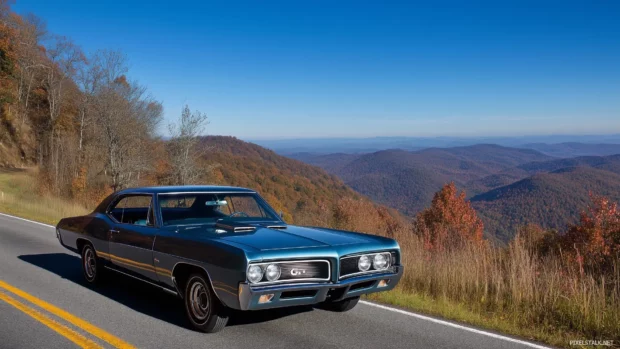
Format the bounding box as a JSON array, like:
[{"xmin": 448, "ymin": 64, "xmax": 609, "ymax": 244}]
[{"xmin": 290, "ymin": 268, "xmax": 306, "ymax": 276}]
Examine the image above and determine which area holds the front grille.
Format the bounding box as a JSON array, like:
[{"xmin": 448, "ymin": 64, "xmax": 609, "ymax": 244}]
[{"xmin": 277, "ymin": 261, "xmax": 329, "ymax": 282}]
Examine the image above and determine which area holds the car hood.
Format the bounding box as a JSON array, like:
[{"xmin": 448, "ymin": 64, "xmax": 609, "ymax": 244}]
[{"xmin": 217, "ymin": 225, "xmax": 372, "ymax": 251}]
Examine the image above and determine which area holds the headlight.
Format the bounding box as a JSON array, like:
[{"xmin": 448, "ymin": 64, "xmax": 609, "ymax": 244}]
[
  {"xmin": 373, "ymin": 253, "xmax": 390, "ymax": 270},
  {"xmin": 358, "ymin": 255, "xmax": 371, "ymax": 271},
  {"xmin": 247, "ymin": 265, "xmax": 263, "ymax": 284},
  {"xmin": 265, "ymin": 264, "xmax": 281, "ymax": 281}
]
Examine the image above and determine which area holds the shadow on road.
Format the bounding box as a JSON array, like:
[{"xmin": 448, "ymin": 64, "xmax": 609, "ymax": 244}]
[{"xmin": 18, "ymin": 253, "xmax": 314, "ymax": 330}]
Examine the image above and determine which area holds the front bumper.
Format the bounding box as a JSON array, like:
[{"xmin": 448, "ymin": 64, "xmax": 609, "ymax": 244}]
[{"xmin": 238, "ymin": 265, "xmax": 403, "ymax": 310}]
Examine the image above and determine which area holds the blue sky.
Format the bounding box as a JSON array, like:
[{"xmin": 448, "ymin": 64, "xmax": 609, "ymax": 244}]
[{"xmin": 12, "ymin": 1, "xmax": 620, "ymax": 139}]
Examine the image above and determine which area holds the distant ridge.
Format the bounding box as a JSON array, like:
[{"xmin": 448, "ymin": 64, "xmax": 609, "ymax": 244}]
[
  {"xmin": 468, "ymin": 154, "xmax": 620, "ymax": 194},
  {"xmin": 251, "ymin": 136, "xmax": 620, "ymax": 155},
  {"xmin": 520, "ymin": 142, "xmax": 620, "ymax": 157}
]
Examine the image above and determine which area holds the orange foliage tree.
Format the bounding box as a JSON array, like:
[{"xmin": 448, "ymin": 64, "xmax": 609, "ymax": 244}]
[
  {"xmin": 562, "ymin": 195, "xmax": 620, "ymax": 274},
  {"xmin": 414, "ymin": 182, "xmax": 484, "ymax": 251},
  {"xmin": 0, "ymin": 11, "xmax": 17, "ymax": 105}
]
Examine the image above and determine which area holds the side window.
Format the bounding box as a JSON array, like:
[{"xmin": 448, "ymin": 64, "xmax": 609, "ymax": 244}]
[{"xmin": 109, "ymin": 195, "xmax": 153, "ymax": 226}]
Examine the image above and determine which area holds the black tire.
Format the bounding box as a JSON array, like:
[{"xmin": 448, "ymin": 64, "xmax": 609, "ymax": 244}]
[
  {"xmin": 81, "ymin": 244, "xmax": 103, "ymax": 284},
  {"xmin": 184, "ymin": 274, "xmax": 229, "ymax": 333},
  {"xmin": 322, "ymin": 296, "xmax": 360, "ymax": 312}
]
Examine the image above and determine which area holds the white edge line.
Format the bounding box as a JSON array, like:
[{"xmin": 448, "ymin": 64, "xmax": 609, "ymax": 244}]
[
  {"xmin": 0, "ymin": 210, "xmax": 552, "ymax": 348},
  {"xmin": 360, "ymin": 300, "xmax": 552, "ymax": 349},
  {"xmin": 0, "ymin": 212, "xmax": 55, "ymax": 228}
]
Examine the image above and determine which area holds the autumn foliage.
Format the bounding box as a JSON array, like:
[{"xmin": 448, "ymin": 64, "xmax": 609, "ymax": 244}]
[
  {"xmin": 561, "ymin": 195, "xmax": 620, "ymax": 275},
  {"xmin": 332, "ymin": 197, "xmax": 408, "ymax": 238},
  {"xmin": 0, "ymin": 15, "xmax": 17, "ymax": 105},
  {"xmin": 413, "ymin": 182, "xmax": 484, "ymax": 251}
]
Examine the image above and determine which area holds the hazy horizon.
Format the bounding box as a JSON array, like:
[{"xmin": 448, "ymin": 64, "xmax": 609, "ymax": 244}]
[
  {"xmin": 247, "ymin": 134, "xmax": 620, "ymax": 155},
  {"xmin": 245, "ymin": 133, "xmax": 620, "ymax": 142}
]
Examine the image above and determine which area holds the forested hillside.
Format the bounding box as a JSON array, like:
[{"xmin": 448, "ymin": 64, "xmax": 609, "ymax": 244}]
[
  {"xmin": 298, "ymin": 144, "xmax": 553, "ymax": 217},
  {"xmin": 293, "ymin": 144, "xmax": 620, "ymax": 242},
  {"xmin": 465, "ymin": 154, "xmax": 620, "ymax": 194},
  {"xmin": 0, "ymin": 4, "xmax": 164, "ymax": 200},
  {"xmin": 471, "ymin": 167, "xmax": 620, "ymax": 241},
  {"xmin": 289, "ymin": 152, "xmax": 361, "ymax": 173},
  {"xmin": 200, "ymin": 136, "xmax": 405, "ymax": 227}
]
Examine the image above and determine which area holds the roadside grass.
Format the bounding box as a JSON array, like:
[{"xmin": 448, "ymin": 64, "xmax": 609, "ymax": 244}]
[
  {"xmin": 0, "ymin": 169, "xmax": 88, "ymax": 225},
  {"xmin": 374, "ymin": 230, "xmax": 620, "ymax": 349},
  {"xmin": 0, "ymin": 169, "xmax": 617, "ymax": 348},
  {"xmin": 367, "ymin": 289, "xmax": 572, "ymax": 347}
]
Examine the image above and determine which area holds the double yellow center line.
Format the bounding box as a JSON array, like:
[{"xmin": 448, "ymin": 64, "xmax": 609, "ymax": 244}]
[{"xmin": 0, "ymin": 280, "xmax": 135, "ymax": 349}]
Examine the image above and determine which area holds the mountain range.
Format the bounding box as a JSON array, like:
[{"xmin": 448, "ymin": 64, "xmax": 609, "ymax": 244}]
[
  {"xmin": 291, "ymin": 145, "xmax": 555, "ymax": 215},
  {"xmin": 287, "ymin": 144, "xmax": 620, "ymax": 242}
]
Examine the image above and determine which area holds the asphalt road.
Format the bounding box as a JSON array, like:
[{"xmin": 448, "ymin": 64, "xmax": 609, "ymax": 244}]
[{"xmin": 0, "ymin": 213, "xmax": 551, "ymax": 349}]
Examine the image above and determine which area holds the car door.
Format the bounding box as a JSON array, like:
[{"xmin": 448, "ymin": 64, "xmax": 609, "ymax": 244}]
[{"xmin": 107, "ymin": 194, "xmax": 158, "ymax": 281}]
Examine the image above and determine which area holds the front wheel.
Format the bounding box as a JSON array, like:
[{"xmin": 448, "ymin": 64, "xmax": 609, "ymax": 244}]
[
  {"xmin": 184, "ymin": 274, "xmax": 229, "ymax": 333},
  {"xmin": 321, "ymin": 296, "xmax": 360, "ymax": 312}
]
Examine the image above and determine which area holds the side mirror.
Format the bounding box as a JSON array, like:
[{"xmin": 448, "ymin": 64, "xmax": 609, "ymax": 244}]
[{"xmin": 279, "ymin": 211, "xmax": 283, "ymax": 218}]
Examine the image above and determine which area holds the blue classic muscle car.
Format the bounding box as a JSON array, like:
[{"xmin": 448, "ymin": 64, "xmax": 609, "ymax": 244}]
[{"xmin": 56, "ymin": 186, "xmax": 403, "ymax": 332}]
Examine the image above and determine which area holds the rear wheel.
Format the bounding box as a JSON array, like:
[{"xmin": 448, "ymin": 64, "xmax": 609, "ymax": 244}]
[
  {"xmin": 321, "ymin": 296, "xmax": 360, "ymax": 312},
  {"xmin": 184, "ymin": 274, "xmax": 229, "ymax": 333},
  {"xmin": 81, "ymin": 244, "xmax": 103, "ymax": 284}
]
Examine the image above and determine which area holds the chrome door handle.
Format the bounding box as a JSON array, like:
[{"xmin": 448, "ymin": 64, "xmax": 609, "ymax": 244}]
[{"xmin": 109, "ymin": 229, "xmax": 120, "ymax": 234}]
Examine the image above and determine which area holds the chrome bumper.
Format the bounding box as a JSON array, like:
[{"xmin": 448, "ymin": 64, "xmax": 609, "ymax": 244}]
[{"xmin": 238, "ymin": 265, "xmax": 403, "ymax": 310}]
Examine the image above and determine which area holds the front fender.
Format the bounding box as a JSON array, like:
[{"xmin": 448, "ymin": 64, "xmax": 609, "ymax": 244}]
[{"xmin": 153, "ymin": 232, "xmax": 249, "ymax": 309}]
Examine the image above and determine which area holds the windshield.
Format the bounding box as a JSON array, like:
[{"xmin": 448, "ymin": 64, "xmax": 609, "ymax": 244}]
[{"xmin": 158, "ymin": 192, "xmax": 279, "ymax": 226}]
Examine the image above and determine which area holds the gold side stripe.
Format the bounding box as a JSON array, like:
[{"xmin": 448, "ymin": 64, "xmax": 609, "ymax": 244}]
[
  {"xmin": 213, "ymin": 287, "xmax": 237, "ymax": 297},
  {"xmin": 212, "ymin": 281, "xmax": 238, "ymax": 292},
  {"xmin": 97, "ymin": 252, "xmax": 153, "ymax": 270},
  {"xmin": 96, "ymin": 251, "xmax": 172, "ymax": 276}
]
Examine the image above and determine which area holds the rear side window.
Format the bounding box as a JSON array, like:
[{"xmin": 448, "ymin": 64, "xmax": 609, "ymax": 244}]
[{"xmin": 109, "ymin": 195, "xmax": 153, "ymax": 226}]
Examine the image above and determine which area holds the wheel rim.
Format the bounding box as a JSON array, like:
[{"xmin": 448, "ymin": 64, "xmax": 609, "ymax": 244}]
[
  {"xmin": 189, "ymin": 281, "xmax": 210, "ymax": 321},
  {"xmin": 84, "ymin": 248, "xmax": 96, "ymax": 279}
]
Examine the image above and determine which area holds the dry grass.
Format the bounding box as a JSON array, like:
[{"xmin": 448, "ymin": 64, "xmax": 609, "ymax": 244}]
[
  {"xmin": 0, "ymin": 169, "xmax": 88, "ymax": 225},
  {"xmin": 370, "ymin": 231, "xmax": 620, "ymax": 347}
]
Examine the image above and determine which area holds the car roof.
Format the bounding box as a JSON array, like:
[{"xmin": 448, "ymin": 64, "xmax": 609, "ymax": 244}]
[
  {"xmin": 116, "ymin": 185, "xmax": 256, "ymax": 195},
  {"xmin": 93, "ymin": 185, "xmax": 258, "ymax": 213}
]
